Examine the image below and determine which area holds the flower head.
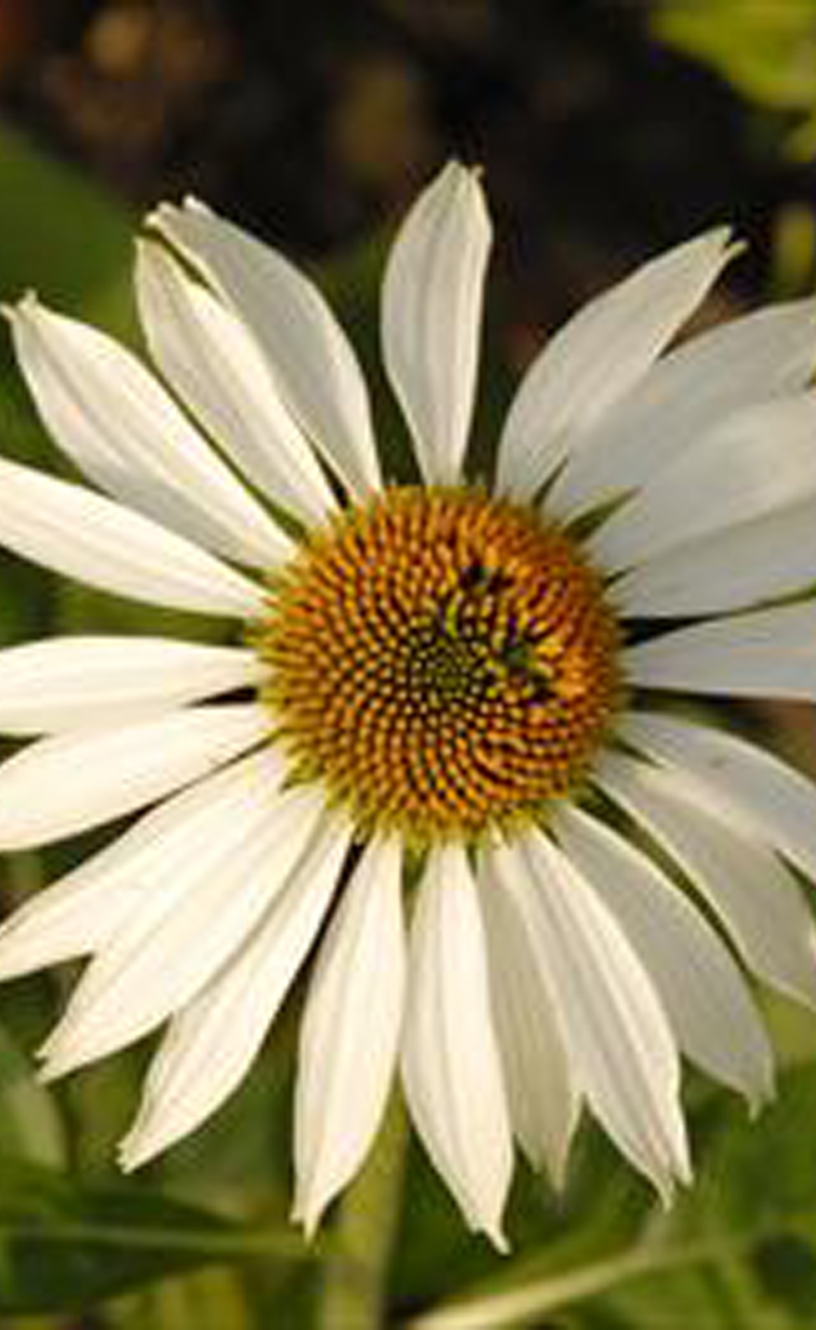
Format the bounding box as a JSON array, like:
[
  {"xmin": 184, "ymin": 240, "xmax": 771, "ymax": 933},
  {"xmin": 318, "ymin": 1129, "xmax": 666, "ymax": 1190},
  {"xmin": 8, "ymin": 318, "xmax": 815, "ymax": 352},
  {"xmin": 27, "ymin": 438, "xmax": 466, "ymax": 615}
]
[{"xmin": 1, "ymin": 162, "xmax": 816, "ymax": 1247}]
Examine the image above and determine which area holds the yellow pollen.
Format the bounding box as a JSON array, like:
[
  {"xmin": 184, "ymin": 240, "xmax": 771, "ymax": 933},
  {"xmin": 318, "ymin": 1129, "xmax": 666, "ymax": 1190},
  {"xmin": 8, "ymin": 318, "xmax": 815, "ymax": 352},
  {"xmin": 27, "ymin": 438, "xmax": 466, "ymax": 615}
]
[{"xmin": 255, "ymin": 487, "xmax": 622, "ymax": 843}]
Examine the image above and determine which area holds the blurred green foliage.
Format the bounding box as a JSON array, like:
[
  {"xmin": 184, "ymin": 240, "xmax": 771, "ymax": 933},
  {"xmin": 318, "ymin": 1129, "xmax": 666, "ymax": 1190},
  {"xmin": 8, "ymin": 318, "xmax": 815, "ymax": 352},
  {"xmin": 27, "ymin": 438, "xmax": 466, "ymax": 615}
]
[{"xmin": 652, "ymin": 0, "xmax": 816, "ymax": 159}]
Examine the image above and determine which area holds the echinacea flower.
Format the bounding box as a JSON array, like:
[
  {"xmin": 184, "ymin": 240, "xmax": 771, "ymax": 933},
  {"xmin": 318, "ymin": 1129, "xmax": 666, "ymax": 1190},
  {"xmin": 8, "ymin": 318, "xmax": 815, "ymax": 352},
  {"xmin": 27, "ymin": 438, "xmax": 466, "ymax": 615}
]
[{"xmin": 1, "ymin": 163, "xmax": 816, "ymax": 1249}]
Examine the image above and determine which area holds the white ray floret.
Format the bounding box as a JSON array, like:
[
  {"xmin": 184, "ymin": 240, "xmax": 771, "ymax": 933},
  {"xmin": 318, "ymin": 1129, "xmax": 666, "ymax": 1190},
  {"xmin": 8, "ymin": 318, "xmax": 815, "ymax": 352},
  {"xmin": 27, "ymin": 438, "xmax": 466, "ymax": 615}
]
[
  {"xmin": 149, "ymin": 198, "xmax": 381, "ymax": 497},
  {"xmin": 487, "ymin": 831, "xmax": 691, "ymax": 1200},
  {"xmin": 496, "ymin": 228, "xmax": 735, "ymax": 499},
  {"xmin": 592, "ymin": 394, "xmax": 816, "ymax": 572},
  {"xmin": 401, "ymin": 845, "xmax": 513, "ymax": 1249},
  {"xmin": 136, "ymin": 241, "xmax": 337, "ymax": 526},
  {"xmin": 549, "ymin": 297, "xmax": 816, "ymax": 520},
  {"xmin": 0, "ymin": 636, "xmax": 265, "ymax": 735},
  {"xmin": 478, "ymin": 851, "xmax": 580, "ymax": 1186},
  {"xmin": 0, "ymin": 703, "xmax": 268, "ymax": 850},
  {"xmin": 382, "ymin": 161, "xmax": 491, "ymax": 485},
  {"xmin": 554, "ymin": 806, "xmax": 774, "ymax": 1106},
  {"xmin": 0, "ymin": 457, "xmax": 265, "ymax": 618},
  {"xmin": 8, "ymin": 295, "xmax": 292, "ymax": 569},
  {"xmin": 625, "ymin": 601, "xmax": 816, "ymax": 700},
  {"xmin": 599, "ymin": 750, "xmax": 816, "ymax": 1009},
  {"xmin": 293, "ymin": 834, "xmax": 406, "ymax": 1235},
  {"xmin": 119, "ymin": 813, "xmax": 353, "ymax": 1170}
]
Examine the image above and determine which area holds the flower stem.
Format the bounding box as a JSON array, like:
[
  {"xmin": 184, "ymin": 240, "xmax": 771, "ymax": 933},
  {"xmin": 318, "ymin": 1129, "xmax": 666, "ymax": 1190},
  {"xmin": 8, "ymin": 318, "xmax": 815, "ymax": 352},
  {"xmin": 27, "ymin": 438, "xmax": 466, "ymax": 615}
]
[{"xmin": 319, "ymin": 1093, "xmax": 408, "ymax": 1330}]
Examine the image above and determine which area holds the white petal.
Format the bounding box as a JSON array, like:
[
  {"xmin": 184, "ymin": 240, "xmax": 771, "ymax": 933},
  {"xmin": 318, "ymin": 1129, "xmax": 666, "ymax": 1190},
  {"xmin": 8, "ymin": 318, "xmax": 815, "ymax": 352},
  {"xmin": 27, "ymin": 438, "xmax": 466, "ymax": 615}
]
[
  {"xmin": 293, "ymin": 835, "xmax": 405, "ymax": 1235},
  {"xmin": 625, "ymin": 603, "xmax": 816, "ymax": 701},
  {"xmin": 136, "ymin": 242, "xmax": 337, "ymax": 527},
  {"xmin": 0, "ymin": 703, "xmax": 268, "ymax": 850},
  {"xmin": 496, "ymin": 228, "xmax": 734, "ymax": 499},
  {"xmin": 150, "ymin": 199, "xmax": 380, "ymax": 497},
  {"xmin": 9, "ymin": 295, "xmax": 291, "ymax": 569},
  {"xmin": 0, "ymin": 636, "xmax": 265, "ymax": 735},
  {"xmin": 119, "ymin": 814, "xmax": 352, "ymax": 1169},
  {"xmin": 487, "ymin": 830, "xmax": 690, "ymax": 1200},
  {"xmin": 554, "ymin": 806, "xmax": 773, "ymax": 1106},
  {"xmin": 41, "ymin": 782, "xmax": 328, "ymax": 1076},
  {"xmin": 0, "ymin": 457, "xmax": 265, "ymax": 618},
  {"xmin": 549, "ymin": 298, "xmax": 816, "ymax": 520},
  {"xmin": 0, "ymin": 747, "xmax": 286, "ymax": 980},
  {"xmin": 621, "ymin": 710, "xmax": 816, "ymax": 885},
  {"xmin": 401, "ymin": 844, "xmax": 512, "ymax": 1249},
  {"xmin": 599, "ymin": 744, "xmax": 816, "ymax": 1008},
  {"xmin": 592, "ymin": 394, "xmax": 816, "ymax": 573},
  {"xmin": 612, "ymin": 498, "xmax": 816, "ymax": 618},
  {"xmin": 477, "ymin": 853, "xmax": 579, "ymax": 1185},
  {"xmin": 382, "ymin": 162, "xmax": 491, "ymax": 484}
]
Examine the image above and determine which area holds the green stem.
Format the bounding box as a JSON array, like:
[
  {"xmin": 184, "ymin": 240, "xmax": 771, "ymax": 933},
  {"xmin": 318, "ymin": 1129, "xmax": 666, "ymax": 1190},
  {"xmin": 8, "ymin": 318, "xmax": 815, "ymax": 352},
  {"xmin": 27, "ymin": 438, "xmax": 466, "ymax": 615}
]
[{"xmin": 319, "ymin": 1094, "xmax": 408, "ymax": 1330}]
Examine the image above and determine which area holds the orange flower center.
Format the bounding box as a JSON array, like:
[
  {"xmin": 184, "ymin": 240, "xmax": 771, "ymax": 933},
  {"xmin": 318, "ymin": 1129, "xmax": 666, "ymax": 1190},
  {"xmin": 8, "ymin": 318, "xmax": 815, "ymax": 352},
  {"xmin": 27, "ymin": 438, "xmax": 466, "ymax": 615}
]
[{"xmin": 257, "ymin": 488, "xmax": 621, "ymax": 842}]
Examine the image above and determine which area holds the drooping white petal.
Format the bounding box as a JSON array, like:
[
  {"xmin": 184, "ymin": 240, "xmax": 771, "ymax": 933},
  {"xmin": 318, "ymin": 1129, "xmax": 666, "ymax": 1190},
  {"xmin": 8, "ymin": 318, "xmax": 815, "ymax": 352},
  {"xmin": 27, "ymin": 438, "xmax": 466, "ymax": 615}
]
[
  {"xmin": 0, "ymin": 457, "xmax": 265, "ymax": 618},
  {"xmin": 119, "ymin": 814, "xmax": 352, "ymax": 1169},
  {"xmin": 0, "ymin": 636, "xmax": 266, "ymax": 735},
  {"xmin": 612, "ymin": 498, "xmax": 816, "ymax": 618},
  {"xmin": 549, "ymin": 298, "xmax": 816, "ymax": 520},
  {"xmin": 0, "ymin": 747, "xmax": 286, "ymax": 980},
  {"xmin": 382, "ymin": 162, "xmax": 491, "ymax": 484},
  {"xmin": 477, "ymin": 853, "xmax": 580, "ymax": 1185},
  {"xmin": 621, "ymin": 711, "xmax": 816, "ymax": 885},
  {"xmin": 625, "ymin": 602, "xmax": 816, "ymax": 701},
  {"xmin": 293, "ymin": 835, "xmax": 405, "ymax": 1235},
  {"xmin": 495, "ymin": 228, "xmax": 734, "ymax": 499},
  {"xmin": 136, "ymin": 241, "xmax": 337, "ymax": 526},
  {"xmin": 149, "ymin": 199, "xmax": 380, "ymax": 497},
  {"xmin": 599, "ymin": 746, "xmax": 816, "ymax": 1009},
  {"xmin": 40, "ymin": 782, "xmax": 328, "ymax": 1077},
  {"xmin": 401, "ymin": 844, "xmax": 512, "ymax": 1249},
  {"xmin": 0, "ymin": 703, "xmax": 268, "ymax": 850},
  {"xmin": 487, "ymin": 830, "xmax": 690, "ymax": 1200},
  {"xmin": 555, "ymin": 806, "xmax": 773, "ymax": 1106},
  {"xmin": 9, "ymin": 295, "xmax": 292, "ymax": 568},
  {"xmin": 592, "ymin": 394, "xmax": 816, "ymax": 573}
]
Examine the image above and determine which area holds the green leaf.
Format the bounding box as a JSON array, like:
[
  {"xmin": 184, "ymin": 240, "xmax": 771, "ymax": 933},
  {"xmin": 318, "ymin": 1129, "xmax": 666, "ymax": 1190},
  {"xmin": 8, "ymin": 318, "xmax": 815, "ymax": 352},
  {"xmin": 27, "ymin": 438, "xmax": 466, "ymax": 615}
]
[
  {"xmin": 0, "ymin": 1156, "xmax": 311, "ymax": 1314},
  {"xmin": 0, "ymin": 1022, "xmax": 65, "ymax": 1168}
]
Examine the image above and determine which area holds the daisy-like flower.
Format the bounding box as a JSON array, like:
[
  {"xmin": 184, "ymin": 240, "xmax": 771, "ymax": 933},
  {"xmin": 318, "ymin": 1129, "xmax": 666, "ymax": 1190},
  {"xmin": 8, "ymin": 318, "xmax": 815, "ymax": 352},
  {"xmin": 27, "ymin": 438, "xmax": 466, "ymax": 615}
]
[{"xmin": 1, "ymin": 163, "xmax": 816, "ymax": 1249}]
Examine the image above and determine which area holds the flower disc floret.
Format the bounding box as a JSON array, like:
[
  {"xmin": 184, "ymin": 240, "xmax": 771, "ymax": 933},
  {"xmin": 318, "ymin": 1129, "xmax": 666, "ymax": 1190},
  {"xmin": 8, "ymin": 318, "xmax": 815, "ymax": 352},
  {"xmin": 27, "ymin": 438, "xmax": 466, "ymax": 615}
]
[{"xmin": 257, "ymin": 487, "xmax": 621, "ymax": 841}]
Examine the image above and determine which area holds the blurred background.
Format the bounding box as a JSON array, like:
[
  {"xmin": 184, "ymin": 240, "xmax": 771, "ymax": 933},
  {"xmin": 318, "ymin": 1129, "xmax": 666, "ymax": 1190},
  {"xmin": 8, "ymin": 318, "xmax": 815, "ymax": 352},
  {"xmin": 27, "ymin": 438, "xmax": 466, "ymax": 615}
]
[{"xmin": 1, "ymin": 2, "xmax": 816, "ymax": 1327}]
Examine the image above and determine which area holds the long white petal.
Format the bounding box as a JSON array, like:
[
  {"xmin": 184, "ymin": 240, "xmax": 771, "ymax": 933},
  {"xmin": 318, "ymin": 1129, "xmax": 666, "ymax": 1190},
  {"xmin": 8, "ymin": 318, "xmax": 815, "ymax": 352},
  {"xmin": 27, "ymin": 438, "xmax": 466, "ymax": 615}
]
[
  {"xmin": 382, "ymin": 162, "xmax": 491, "ymax": 484},
  {"xmin": 0, "ymin": 747, "xmax": 286, "ymax": 979},
  {"xmin": 150, "ymin": 199, "xmax": 380, "ymax": 497},
  {"xmin": 9, "ymin": 296, "xmax": 291, "ymax": 568},
  {"xmin": 477, "ymin": 852, "xmax": 579, "ymax": 1185},
  {"xmin": 592, "ymin": 394, "xmax": 816, "ymax": 572},
  {"xmin": 41, "ymin": 782, "xmax": 328, "ymax": 1076},
  {"xmin": 0, "ymin": 636, "xmax": 265, "ymax": 735},
  {"xmin": 496, "ymin": 229, "xmax": 734, "ymax": 499},
  {"xmin": 549, "ymin": 298, "xmax": 816, "ymax": 519},
  {"xmin": 119, "ymin": 814, "xmax": 352, "ymax": 1169},
  {"xmin": 293, "ymin": 835, "xmax": 405, "ymax": 1235},
  {"xmin": 599, "ymin": 745, "xmax": 816, "ymax": 1008},
  {"xmin": 625, "ymin": 602, "xmax": 816, "ymax": 701},
  {"xmin": 621, "ymin": 710, "xmax": 816, "ymax": 885},
  {"xmin": 555, "ymin": 806, "xmax": 773, "ymax": 1106},
  {"xmin": 612, "ymin": 498, "xmax": 816, "ymax": 618},
  {"xmin": 488, "ymin": 830, "xmax": 690, "ymax": 1200},
  {"xmin": 0, "ymin": 457, "xmax": 264, "ymax": 618},
  {"xmin": 0, "ymin": 703, "xmax": 268, "ymax": 850},
  {"xmin": 401, "ymin": 844, "xmax": 512, "ymax": 1249},
  {"xmin": 136, "ymin": 242, "xmax": 337, "ymax": 526}
]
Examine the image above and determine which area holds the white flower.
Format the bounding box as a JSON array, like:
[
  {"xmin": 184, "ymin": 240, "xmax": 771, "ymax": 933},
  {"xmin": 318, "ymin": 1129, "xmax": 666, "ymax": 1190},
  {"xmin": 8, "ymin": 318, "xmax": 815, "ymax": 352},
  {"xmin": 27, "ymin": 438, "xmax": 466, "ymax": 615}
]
[{"xmin": 1, "ymin": 162, "xmax": 816, "ymax": 1250}]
